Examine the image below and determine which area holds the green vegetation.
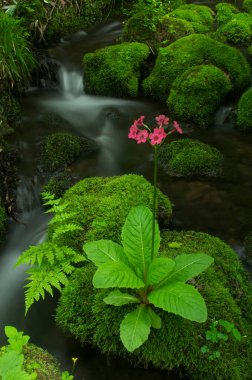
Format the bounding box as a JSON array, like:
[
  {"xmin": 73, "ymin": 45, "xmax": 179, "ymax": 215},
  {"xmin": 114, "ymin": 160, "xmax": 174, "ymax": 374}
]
[
  {"xmin": 42, "ymin": 132, "xmax": 82, "ymax": 171},
  {"xmin": 143, "ymin": 34, "xmax": 250, "ymax": 102},
  {"xmin": 169, "ymin": 4, "xmax": 213, "ymax": 33},
  {"xmin": 84, "ymin": 205, "xmax": 213, "ymax": 352},
  {"xmin": 236, "ymin": 87, "xmax": 252, "ymax": 130},
  {"xmin": 218, "ymin": 13, "xmax": 252, "ymax": 45},
  {"xmin": 216, "ymin": 3, "xmax": 239, "ymax": 27},
  {"xmin": 243, "ymin": 0, "xmax": 252, "ymax": 13},
  {"xmin": 0, "ymin": 12, "xmax": 36, "ymax": 87},
  {"xmin": 168, "ymin": 65, "xmax": 232, "ymax": 126},
  {"xmin": 43, "ymin": 173, "xmax": 75, "ymax": 198},
  {"xmin": 83, "ymin": 43, "xmax": 150, "ymax": 97},
  {"xmin": 0, "ymin": 206, "xmax": 7, "ymax": 245},
  {"xmin": 0, "ymin": 325, "xmax": 73, "ymax": 379},
  {"xmin": 56, "ymin": 230, "xmax": 252, "ymax": 380},
  {"xmin": 159, "ymin": 139, "xmax": 223, "ymax": 176}
]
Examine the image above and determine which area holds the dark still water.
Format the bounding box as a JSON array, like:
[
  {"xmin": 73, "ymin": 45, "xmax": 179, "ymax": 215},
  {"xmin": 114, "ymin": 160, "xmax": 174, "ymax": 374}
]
[{"xmin": 0, "ymin": 20, "xmax": 251, "ymax": 379}]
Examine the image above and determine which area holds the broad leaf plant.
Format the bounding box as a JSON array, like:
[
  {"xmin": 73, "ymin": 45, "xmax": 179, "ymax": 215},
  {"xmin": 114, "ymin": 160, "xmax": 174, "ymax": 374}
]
[{"xmin": 84, "ymin": 205, "xmax": 214, "ymax": 352}]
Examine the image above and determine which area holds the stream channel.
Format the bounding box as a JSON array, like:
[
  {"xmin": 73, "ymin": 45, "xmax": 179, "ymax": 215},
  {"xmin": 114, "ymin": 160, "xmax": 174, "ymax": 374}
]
[{"xmin": 0, "ymin": 20, "xmax": 252, "ymax": 380}]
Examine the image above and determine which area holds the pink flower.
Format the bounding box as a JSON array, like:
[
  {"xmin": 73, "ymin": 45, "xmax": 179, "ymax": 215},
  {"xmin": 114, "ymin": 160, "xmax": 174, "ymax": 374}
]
[
  {"xmin": 173, "ymin": 120, "xmax": 183, "ymax": 134},
  {"xmin": 135, "ymin": 116, "xmax": 145, "ymax": 127},
  {"xmin": 155, "ymin": 114, "xmax": 169, "ymax": 127},
  {"xmin": 136, "ymin": 129, "xmax": 149, "ymax": 144},
  {"xmin": 128, "ymin": 122, "xmax": 139, "ymax": 140},
  {"xmin": 149, "ymin": 127, "xmax": 167, "ymax": 145}
]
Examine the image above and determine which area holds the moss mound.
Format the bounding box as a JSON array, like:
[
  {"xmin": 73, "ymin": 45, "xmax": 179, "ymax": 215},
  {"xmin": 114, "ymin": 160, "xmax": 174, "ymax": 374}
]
[
  {"xmin": 243, "ymin": 0, "xmax": 252, "ymax": 13},
  {"xmin": 48, "ymin": 174, "xmax": 172, "ymax": 251},
  {"xmin": 217, "ymin": 13, "xmax": 252, "ymax": 45},
  {"xmin": 169, "ymin": 4, "xmax": 213, "ymax": 33},
  {"xmin": 158, "ymin": 139, "xmax": 223, "ymax": 176},
  {"xmin": 0, "ymin": 206, "xmax": 7, "ymax": 245},
  {"xmin": 168, "ymin": 64, "xmax": 232, "ymax": 126},
  {"xmin": 83, "ymin": 42, "xmax": 150, "ymax": 97},
  {"xmin": 236, "ymin": 87, "xmax": 252, "ymax": 131},
  {"xmin": 43, "ymin": 173, "xmax": 76, "ymax": 198},
  {"xmin": 56, "ymin": 230, "xmax": 252, "ymax": 380},
  {"xmin": 143, "ymin": 34, "xmax": 250, "ymax": 102},
  {"xmin": 216, "ymin": 3, "xmax": 239, "ymax": 26}
]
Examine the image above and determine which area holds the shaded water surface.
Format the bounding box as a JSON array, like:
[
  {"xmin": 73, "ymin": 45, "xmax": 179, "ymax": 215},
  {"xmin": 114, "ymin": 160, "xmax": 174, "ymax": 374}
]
[{"xmin": 0, "ymin": 20, "xmax": 252, "ymax": 379}]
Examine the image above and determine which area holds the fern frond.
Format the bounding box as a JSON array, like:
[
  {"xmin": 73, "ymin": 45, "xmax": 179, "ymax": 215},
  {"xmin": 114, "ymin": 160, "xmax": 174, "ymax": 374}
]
[
  {"xmin": 48, "ymin": 212, "xmax": 78, "ymax": 225},
  {"xmin": 52, "ymin": 224, "xmax": 82, "ymax": 241}
]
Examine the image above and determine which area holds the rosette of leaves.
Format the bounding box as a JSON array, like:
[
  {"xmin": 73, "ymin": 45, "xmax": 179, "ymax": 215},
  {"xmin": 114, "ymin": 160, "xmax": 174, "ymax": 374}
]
[{"xmin": 83, "ymin": 205, "xmax": 214, "ymax": 352}]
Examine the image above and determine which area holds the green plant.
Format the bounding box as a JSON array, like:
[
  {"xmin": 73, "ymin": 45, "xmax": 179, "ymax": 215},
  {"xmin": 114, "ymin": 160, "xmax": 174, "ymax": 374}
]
[
  {"xmin": 16, "ymin": 192, "xmax": 85, "ymax": 313},
  {"xmin": 170, "ymin": 4, "xmax": 213, "ymax": 33},
  {"xmin": 236, "ymin": 87, "xmax": 252, "ymax": 130},
  {"xmin": 201, "ymin": 320, "xmax": 241, "ymax": 361},
  {"xmin": 84, "ymin": 205, "xmax": 214, "ymax": 352},
  {"xmin": 0, "ymin": 12, "xmax": 35, "ymax": 87}
]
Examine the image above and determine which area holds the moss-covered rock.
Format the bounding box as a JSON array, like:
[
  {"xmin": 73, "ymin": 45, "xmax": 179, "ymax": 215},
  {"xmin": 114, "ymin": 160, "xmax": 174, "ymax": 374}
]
[
  {"xmin": 169, "ymin": 4, "xmax": 214, "ymax": 33},
  {"xmin": 42, "ymin": 173, "xmax": 76, "ymax": 198},
  {"xmin": 243, "ymin": 0, "xmax": 252, "ymax": 13},
  {"xmin": 236, "ymin": 87, "xmax": 252, "ymax": 130},
  {"xmin": 0, "ymin": 206, "xmax": 7, "ymax": 245},
  {"xmin": 216, "ymin": 3, "xmax": 239, "ymax": 27},
  {"xmin": 56, "ymin": 230, "xmax": 252, "ymax": 380},
  {"xmin": 48, "ymin": 174, "xmax": 172, "ymax": 251},
  {"xmin": 0, "ymin": 92, "xmax": 21, "ymax": 124},
  {"xmin": 143, "ymin": 34, "xmax": 250, "ymax": 102},
  {"xmin": 158, "ymin": 138, "xmax": 223, "ymax": 176},
  {"xmin": 83, "ymin": 42, "xmax": 150, "ymax": 97},
  {"xmin": 168, "ymin": 64, "xmax": 232, "ymax": 126},
  {"xmin": 217, "ymin": 13, "xmax": 252, "ymax": 45}
]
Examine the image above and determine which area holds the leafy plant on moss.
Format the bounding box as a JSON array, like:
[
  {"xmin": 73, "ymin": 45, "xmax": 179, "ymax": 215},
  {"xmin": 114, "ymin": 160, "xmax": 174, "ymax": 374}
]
[
  {"xmin": 201, "ymin": 320, "xmax": 241, "ymax": 361},
  {"xmin": 84, "ymin": 205, "xmax": 214, "ymax": 352},
  {"xmin": 16, "ymin": 192, "xmax": 85, "ymax": 313}
]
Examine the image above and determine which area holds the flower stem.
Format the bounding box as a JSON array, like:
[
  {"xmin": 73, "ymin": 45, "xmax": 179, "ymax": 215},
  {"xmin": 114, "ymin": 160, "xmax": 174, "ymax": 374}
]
[{"xmin": 151, "ymin": 146, "xmax": 158, "ymax": 260}]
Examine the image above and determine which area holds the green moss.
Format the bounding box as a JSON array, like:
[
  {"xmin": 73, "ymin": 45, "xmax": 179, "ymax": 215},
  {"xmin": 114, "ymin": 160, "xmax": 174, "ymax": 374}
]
[
  {"xmin": 0, "ymin": 206, "xmax": 7, "ymax": 245},
  {"xmin": 169, "ymin": 4, "xmax": 213, "ymax": 33},
  {"xmin": 23, "ymin": 344, "xmax": 62, "ymax": 380},
  {"xmin": 218, "ymin": 13, "xmax": 252, "ymax": 45},
  {"xmin": 0, "ymin": 92, "xmax": 21, "ymax": 124},
  {"xmin": 83, "ymin": 43, "xmax": 150, "ymax": 97},
  {"xmin": 168, "ymin": 64, "xmax": 232, "ymax": 126},
  {"xmin": 56, "ymin": 231, "xmax": 252, "ymax": 380},
  {"xmin": 42, "ymin": 173, "xmax": 76, "ymax": 198},
  {"xmin": 216, "ymin": 3, "xmax": 239, "ymax": 26},
  {"xmin": 143, "ymin": 34, "xmax": 250, "ymax": 102},
  {"xmin": 236, "ymin": 87, "xmax": 252, "ymax": 130},
  {"xmin": 159, "ymin": 138, "xmax": 223, "ymax": 176},
  {"xmin": 243, "ymin": 0, "xmax": 252, "ymax": 13},
  {"xmin": 42, "ymin": 132, "xmax": 81, "ymax": 171},
  {"xmin": 48, "ymin": 174, "xmax": 172, "ymax": 251}
]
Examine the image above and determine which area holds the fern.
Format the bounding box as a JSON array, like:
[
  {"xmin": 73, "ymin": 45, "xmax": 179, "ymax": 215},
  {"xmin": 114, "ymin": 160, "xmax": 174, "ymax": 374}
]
[{"xmin": 16, "ymin": 192, "xmax": 85, "ymax": 313}]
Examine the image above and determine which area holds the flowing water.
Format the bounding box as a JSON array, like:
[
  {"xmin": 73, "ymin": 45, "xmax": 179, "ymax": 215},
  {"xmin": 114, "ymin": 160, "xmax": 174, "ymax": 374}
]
[{"xmin": 0, "ymin": 20, "xmax": 252, "ymax": 379}]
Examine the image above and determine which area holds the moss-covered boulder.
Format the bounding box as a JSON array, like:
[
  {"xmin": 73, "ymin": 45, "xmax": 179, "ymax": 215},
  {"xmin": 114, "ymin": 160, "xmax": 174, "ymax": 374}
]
[
  {"xmin": 0, "ymin": 93, "xmax": 21, "ymax": 124},
  {"xmin": 42, "ymin": 173, "xmax": 76, "ymax": 198},
  {"xmin": 243, "ymin": 0, "xmax": 252, "ymax": 13},
  {"xmin": 216, "ymin": 3, "xmax": 239, "ymax": 27},
  {"xmin": 158, "ymin": 139, "xmax": 223, "ymax": 176},
  {"xmin": 56, "ymin": 230, "xmax": 252, "ymax": 380},
  {"xmin": 236, "ymin": 87, "xmax": 252, "ymax": 131},
  {"xmin": 168, "ymin": 64, "xmax": 232, "ymax": 126},
  {"xmin": 0, "ymin": 206, "xmax": 7, "ymax": 245},
  {"xmin": 48, "ymin": 174, "xmax": 172, "ymax": 251},
  {"xmin": 217, "ymin": 13, "xmax": 252, "ymax": 45},
  {"xmin": 169, "ymin": 4, "xmax": 214, "ymax": 33},
  {"xmin": 143, "ymin": 34, "xmax": 250, "ymax": 102},
  {"xmin": 83, "ymin": 42, "xmax": 150, "ymax": 97}
]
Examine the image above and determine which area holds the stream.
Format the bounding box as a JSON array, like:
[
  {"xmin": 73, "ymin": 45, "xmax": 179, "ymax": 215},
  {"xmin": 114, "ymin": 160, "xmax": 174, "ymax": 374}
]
[{"xmin": 0, "ymin": 20, "xmax": 252, "ymax": 379}]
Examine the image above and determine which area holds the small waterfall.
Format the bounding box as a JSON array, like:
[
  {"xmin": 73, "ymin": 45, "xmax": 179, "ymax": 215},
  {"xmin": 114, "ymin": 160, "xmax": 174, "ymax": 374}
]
[
  {"xmin": 215, "ymin": 106, "xmax": 233, "ymax": 126},
  {"xmin": 16, "ymin": 177, "xmax": 42, "ymax": 213},
  {"xmin": 58, "ymin": 66, "xmax": 84, "ymax": 98}
]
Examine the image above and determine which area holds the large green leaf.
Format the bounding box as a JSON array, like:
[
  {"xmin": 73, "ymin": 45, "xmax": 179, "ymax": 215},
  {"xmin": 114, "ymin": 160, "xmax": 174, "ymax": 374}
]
[
  {"xmin": 121, "ymin": 206, "xmax": 160, "ymax": 280},
  {"xmin": 104, "ymin": 290, "xmax": 140, "ymax": 306},
  {"xmin": 120, "ymin": 305, "xmax": 151, "ymax": 352},
  {"xmin": 147, "ymin": 307, "xmax": 162, "ymax": 329},
  {"xmin": 83, "ymin": 240, "xmax": 127, "ymax": 267},
  {"xmin": 148, "ymin": 282, "xmax": 207, "ymax": 322},
  {"xmin": 93, "ymin": 261, "xmax": 145, "ymax": 289},
  {"xmin": 146, "ymin": 258, "xmax": 175, "ymax": 286},
  {"xmin": 162, "ymin": 253, "xmax": 214, "ymax": 285}
]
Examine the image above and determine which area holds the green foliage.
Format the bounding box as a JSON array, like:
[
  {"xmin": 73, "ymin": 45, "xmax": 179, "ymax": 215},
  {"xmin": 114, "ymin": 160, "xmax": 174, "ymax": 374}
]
[
  {"xmin": 0, "ymin": 12, "xmax": 36, "ymax": 86},
  {"xmin": 201, "ymin": 320, "xmax": 241, "ymax": 361},
  {"xmin": 42, "ymin": 133, "xmax": 81, "ymax": 171},
  {"xmin": 216, "ymin": 3, "xmax": 239, "ymax": 27},
  {"xmin": 83, "ymin": 43, "xmax": 150, "ymax": 97},
  {"xmin": 84, "ymin": 206, "xmax": 213, "ymax": 352},
  {"xmin": 42, "ymin": 173, "xmax": 75, "ymax": 198},
  {"xmin": 236, "ymin": 87, "xmax": 252, "ymax": 130},
  {"xmin": 168, "ymin": 64, "xmax": 232, "ymax": 126},
  {"xmin": 143, "ymin": 34, "xmax": 251, "ymax": 102},
  {"xmin": 48, "ymin": 174, "xmax": 172, "ymax": 251},
  {"xmin": 159, "ymin": 139, "xmax": 223, "ymax": 177},
  {"xmin": 0, "ymin": 206, "xmax": 7, "ymax": 245},
  {"xmin": 0, "ymin": 92, "xmax": 21, "ymax": 124},
  {"xmin": 218, "ymin": 13, "xmax": 252, "ymax": 45},
  {"xmin": 169, "ymin": 4, "xmax": 213, "ymax": 33},
  {"xmin": 56, "ymin": 230, "xmax": 252, "ymax": 379},
  {"xmin": 16, "ymin": 192, "xmax": 85, "ymax": 313},
  {"xmin": 243, "ymin": 0, "xmax": 252, "ymax": 13}
]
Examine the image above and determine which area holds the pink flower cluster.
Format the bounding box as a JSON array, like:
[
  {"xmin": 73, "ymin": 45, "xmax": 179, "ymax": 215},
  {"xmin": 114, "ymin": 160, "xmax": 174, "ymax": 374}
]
[{"xmin": 128, "ymin": 115, "xmax": 183, "ymax": 146}]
